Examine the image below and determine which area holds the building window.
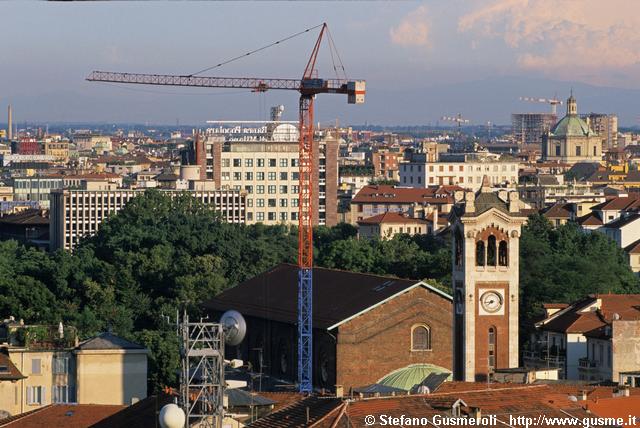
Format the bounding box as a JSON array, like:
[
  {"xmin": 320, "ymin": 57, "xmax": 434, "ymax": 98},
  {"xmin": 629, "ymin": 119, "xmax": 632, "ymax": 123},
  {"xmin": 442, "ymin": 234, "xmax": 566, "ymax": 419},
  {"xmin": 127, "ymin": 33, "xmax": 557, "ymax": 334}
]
[
  {"xmin": 53, "ymin": 385, "xmax": 70, "ymax": 404},
  {"xmin": 498, "ymin": 241, "xmax": 508, "ymax": 266},
  {"xmin": 245, "ymin": 159, "xmax": 253, "ymax": 167},
  {"xmin": 256, "ymin": 212, "xmax": 264, "ymax": 222},
  {"xmin": 256, "ymin": 199, "xmax": 265, "ymax": 208},
  {"xmin": 279, "ymin": 198, "xmax": 288, "ymax": 207},
  {"xmin": 269, "ymin": 159, "xmax": 276, "ymax": 167},
  {"xmin": 488, "ymin": 327, "xmax": 496, "ymax": 371},
  {"xmin": 279, "ymin": 185, "xmax": 288, "ymax": 194},
  {"xmin": 268, "ymin": 212, "xmax": 276, "ymax": 221},
  {"xmin": 27, "ymin": 386, "xmax": 44, "ymax": 405},
  {"xmin": 31, "ymin": 358, "xmax": 41, "ymax": 375},
  {"xmin": 411, "ymin": 325, "xmax": 431, "ymax": 351},
  {"xmin": 476, "ymin": 241, "xmax": 485, "ymax": 266},
  {"xmin": 280, "ymin": 172, "xmax": 288, "ymax": 180},
  {"xmin": 257, "ymin": 172, "xmax": 265, "ymax": 181},
  {"xmin": 280, "ymin": 158, "xmax": 288, "ymax": 167},
  {"xmin": 555, "ymin": 145, "xmax": 561, "ymax": 156},
  {"xmin": 244, "ymin": 185, "xmax": 253, "ymax": 194},
  {"xmin": 222, "ymin": 159, "xmax": 230, "ymax": 168},
  {"xmin": 268, "ymin": 172, "xmax": 276, "ymax": 181},
  {"xmin": 233, "ymin": 159, "xmax": 241, "ymax": 167},
  {"xmin": 487, "ymin": 235, "xmax": 497, "ymax": 266},
  {"xmin": 245, "ymin": 172, "xmax": 253, "ymax": 180},
  {"xmin": 576, "ymin": 146, "xmax": 582, "ymax": 156},
  {"xmin": 268, "ymin": 185, "xmax": 276, "ymax": 194},
  {"xmin": 268, "ymin": 199, "xmax": 276, "ymax": 207},
  {"xmin": 279, "ymin": 212, "xmax": 288, "ymax": 221},
  {"xmin": 257, "ymin": 159, "xmax": 265, "ymax": 167},
  {"xmin": 233, "ymin": 172, "xmax": 241, "ymax": 180},
  {"xmin": 53, "ymin": 357, "xmax": 68, "ymax": 374}
]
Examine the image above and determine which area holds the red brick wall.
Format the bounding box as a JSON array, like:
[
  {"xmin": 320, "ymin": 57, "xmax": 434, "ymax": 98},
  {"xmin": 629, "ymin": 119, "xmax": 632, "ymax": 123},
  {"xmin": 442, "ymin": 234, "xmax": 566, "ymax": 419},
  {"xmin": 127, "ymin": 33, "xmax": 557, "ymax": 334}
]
[
  {"xmin": 473, "ymin": 283, "xmax": 510, "ymax": 381},
  {"xmin": 336, "ymin": 286, "xmax": 452, "ymax": 391}
]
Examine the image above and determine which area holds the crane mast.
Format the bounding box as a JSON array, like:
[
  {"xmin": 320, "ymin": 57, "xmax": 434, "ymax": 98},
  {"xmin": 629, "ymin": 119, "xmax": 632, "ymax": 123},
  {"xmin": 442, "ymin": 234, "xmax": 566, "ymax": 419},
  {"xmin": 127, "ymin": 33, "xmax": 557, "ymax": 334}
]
[{"xmin": 87, "ymin": 23, "xmax": 365, "ymax": 395}]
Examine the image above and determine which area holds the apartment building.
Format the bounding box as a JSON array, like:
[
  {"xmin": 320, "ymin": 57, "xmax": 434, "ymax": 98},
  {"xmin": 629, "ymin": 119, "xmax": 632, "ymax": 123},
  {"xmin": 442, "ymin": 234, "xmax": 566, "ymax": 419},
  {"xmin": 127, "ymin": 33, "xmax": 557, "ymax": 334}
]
[
  {"xmin": 194, "ymin": 130, "xmax": 338, "ymax": 226},
  {"xmin": 350, "ymin": 184, "xmax": 459, "ymax": 224},
  {"xmin": 50, "ymin": 187, "xmax": 246, "ymax": 250},
  {"xmin": 582, "ymin": 113, "xmax": 618, "ymax": 150},
  {"xmin": 0, "ymin": 319, "xmax": 147, "ymax": 416},
  {"xmin": 371, "ymin": 149, "xmax": 402, "ymax": 181},
  {"xmin": 399, "ymin": 152, "xmax": 519, "ymax": 191},
  {"xmin": 44, "ymin": 140, "xmax": 69, "ymax": 163}
]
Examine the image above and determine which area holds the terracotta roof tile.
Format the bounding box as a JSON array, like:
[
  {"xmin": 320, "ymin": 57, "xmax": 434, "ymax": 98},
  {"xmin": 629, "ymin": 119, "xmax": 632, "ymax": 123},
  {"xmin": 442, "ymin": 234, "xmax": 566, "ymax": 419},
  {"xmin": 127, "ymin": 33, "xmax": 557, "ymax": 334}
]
[
  {"xmin": 357, "ymin": 212, "xmax": 428, "ymax": 225},
  {"xmin": 0, "ymin": 404, "xmax": 124, "ymax": 428},
  {"xmin": 352, "ymin": 185, "xmax": 454, "ymax": 204}
]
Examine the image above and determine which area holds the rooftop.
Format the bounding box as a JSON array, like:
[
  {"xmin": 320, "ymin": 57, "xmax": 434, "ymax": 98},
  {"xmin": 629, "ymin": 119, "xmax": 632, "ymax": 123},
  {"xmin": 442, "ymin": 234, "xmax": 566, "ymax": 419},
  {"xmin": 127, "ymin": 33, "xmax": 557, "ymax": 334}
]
[
  {"xmin": 357, "ymin": 211, "xmax": 428, "ymax": 225},
  {"xmin": 202, "ymin": 263, "xmax": 451, "ymax": 331}
]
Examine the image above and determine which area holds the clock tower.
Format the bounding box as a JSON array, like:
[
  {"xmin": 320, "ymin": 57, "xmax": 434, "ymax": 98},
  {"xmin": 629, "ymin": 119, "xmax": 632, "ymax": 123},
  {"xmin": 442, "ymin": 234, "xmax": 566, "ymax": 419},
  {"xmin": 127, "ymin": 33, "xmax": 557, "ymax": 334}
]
[{"xmin": 450, "ymin": 178, "xmax": 526, "ymax": 381}]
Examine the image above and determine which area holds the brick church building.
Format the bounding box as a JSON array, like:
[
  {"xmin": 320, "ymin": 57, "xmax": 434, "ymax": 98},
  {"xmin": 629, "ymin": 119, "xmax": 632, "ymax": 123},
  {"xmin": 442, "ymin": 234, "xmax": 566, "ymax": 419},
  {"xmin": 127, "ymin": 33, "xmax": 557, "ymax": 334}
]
[{"xmin": 203, "ymin": 263, "xmax": 452, "ymax": 392}]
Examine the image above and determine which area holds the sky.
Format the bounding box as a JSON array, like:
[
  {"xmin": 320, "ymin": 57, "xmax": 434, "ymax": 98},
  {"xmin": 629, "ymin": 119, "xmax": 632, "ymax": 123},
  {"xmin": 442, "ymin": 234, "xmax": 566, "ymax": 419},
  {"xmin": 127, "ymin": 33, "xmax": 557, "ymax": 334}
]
[{"xmin": 2, "ymin": 1, "xmax": 640, "ymax": 126}]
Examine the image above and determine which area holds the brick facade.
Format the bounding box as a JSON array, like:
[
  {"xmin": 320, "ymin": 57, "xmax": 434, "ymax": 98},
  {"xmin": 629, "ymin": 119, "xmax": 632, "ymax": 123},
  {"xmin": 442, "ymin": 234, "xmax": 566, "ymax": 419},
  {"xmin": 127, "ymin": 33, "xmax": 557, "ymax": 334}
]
[{"xmin": 336, "ymin": 286, "xmax": 452, "ymax": 391}]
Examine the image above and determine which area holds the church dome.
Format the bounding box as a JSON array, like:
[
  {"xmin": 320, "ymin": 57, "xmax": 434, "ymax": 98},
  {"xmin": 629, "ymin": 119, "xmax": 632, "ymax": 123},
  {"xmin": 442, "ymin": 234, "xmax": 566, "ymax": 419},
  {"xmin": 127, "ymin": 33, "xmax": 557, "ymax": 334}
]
[
  {"xmin": 377, "ymin": 364, "xmax": 451, "ymax": 391},
  {"xmin": 550, "ymin": 93, "xmax": 597, "ymax": 138},
  {"xmin": 550, "ymin": 115, "xmax": 595, "ymax": 137}
]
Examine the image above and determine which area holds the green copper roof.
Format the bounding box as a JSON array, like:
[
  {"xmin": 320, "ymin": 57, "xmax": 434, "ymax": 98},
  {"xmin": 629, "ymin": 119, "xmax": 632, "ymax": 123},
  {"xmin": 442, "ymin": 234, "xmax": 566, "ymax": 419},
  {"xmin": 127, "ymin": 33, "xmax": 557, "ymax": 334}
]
[
  {"xmin": 551, "ymin": 115, "xmax": 596, "ymax": 137},
  {"xmin": 378, "ymin": 364, "xmax": 451, "ymax": 391}
]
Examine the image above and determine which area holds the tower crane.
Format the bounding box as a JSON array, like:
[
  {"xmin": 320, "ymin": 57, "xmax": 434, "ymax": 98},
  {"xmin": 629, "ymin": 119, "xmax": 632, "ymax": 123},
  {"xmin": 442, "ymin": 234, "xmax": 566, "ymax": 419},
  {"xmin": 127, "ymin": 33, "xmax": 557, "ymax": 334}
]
[
  {"xmin": 519, "ymin": 96, "xmax": 563, "ymax": 115},
  {"xmin": 441, "ymin": 113, "xmax": 470, "ymax": 136},
  {"xmin": 87, "ymin": 23, "xmax": 365, "ymax": 394}
]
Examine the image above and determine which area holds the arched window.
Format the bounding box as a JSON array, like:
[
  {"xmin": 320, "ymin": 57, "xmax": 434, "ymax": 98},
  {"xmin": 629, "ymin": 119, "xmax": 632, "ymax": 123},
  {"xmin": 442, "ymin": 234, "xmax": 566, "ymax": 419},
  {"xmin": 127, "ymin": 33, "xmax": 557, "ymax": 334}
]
[
  {"xmin": 487, "ymin": 235, "xmax": 497, "ymax": 266},
  {"xmin": 411, "ymin": 325, "xmax": 431, "ymax": 351},
  {"xmin": 498, "ymin": 240, "xmax": 508, "ymax": 266},
  {"xmin": 488, "ymin": 327, "xmax": 496, "ymax": 371},
  {"xmin": 475, "ymin": 241, "xmax": 485, "ymax": 266},
  {"xmin": 454, "ymin": 229, "xmax": 463, "ymax": 266}
]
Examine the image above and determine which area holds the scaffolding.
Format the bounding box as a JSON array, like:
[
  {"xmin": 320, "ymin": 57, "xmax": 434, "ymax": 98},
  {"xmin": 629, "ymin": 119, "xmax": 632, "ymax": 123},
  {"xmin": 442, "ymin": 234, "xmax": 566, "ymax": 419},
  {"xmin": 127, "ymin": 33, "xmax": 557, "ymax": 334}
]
[
  {"xmin": 180, "ymin": 313, "xmax": 226, "ymax": 428},
  {"xmin": 511, "ymin": 113, "xmax": 557, "ymax": 145}
]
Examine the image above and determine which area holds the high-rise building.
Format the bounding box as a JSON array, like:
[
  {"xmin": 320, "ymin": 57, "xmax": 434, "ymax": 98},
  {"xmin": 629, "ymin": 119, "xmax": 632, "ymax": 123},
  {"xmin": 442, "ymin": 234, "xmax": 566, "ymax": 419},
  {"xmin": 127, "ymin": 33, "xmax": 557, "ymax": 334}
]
[
  {"xmin": 582, "ymin": 113, "xmax": 618, "ymax": 150},
  {"xmin": 511, "ymin": 113, "xmax": 557, "ymax": 145},
  {"xmin": 450, "ymin": 181, "xmax": 527, "ymax": 381},
  {"xmin": 49, "ymin": 188, "xmax": 245, "ymax": 250},
  {"xmin": 186, "ymin": 126, "xmax": 339, "ymax": 226}
]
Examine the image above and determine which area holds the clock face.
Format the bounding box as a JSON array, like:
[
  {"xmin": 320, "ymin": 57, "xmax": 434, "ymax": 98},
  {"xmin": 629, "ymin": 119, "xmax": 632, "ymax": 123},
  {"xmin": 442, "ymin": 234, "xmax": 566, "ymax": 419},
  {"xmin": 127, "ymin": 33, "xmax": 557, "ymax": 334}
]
[{"xmin": 480, "ymin": 291, "xmax": 503, "ymax": 313}]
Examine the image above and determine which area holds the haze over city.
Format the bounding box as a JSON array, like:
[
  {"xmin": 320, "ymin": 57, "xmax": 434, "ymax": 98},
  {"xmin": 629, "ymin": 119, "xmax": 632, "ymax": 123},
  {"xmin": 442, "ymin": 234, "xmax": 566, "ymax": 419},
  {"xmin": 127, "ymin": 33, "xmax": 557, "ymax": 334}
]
[{"xmin": 2, "ymin": 0, "xmax": 640, "ymax": 126}]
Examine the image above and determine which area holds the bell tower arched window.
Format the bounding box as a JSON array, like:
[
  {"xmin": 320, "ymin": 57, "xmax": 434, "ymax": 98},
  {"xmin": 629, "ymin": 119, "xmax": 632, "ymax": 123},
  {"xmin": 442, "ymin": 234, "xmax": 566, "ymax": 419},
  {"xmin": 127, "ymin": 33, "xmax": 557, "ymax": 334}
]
[
  {"xmin": 455, "ymin": 229, "xmax": 463, "ymax": 266},
  {"xmin": 498, "ymin": 240, "xmax": 508, "ymax": 266},
  {"xmin": 475, "ymin": 241, "xmax": 485, "ymax": 266},
  {"xmin": 487, "ymin": 235, "xmax": 497, "ymax": 266}
]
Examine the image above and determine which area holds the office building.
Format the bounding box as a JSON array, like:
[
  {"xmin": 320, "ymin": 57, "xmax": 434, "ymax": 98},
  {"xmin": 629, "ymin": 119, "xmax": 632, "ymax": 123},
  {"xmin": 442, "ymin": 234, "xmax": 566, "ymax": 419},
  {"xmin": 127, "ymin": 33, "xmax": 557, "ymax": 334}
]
[
  {"xmin": 50, "ymin": 188, "xmax": 245, "ymax": 250},
  {"xmin": 189, "ymin": 125, "xmax": 338, "ymax": 226}
]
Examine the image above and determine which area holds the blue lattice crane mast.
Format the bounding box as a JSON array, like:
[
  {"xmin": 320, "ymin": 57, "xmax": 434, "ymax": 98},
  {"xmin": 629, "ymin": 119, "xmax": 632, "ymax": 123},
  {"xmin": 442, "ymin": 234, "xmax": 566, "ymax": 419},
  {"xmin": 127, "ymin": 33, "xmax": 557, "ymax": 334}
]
[{"xmin": 86, "ymin": 24, "xmax": 365, "ymax": 393}]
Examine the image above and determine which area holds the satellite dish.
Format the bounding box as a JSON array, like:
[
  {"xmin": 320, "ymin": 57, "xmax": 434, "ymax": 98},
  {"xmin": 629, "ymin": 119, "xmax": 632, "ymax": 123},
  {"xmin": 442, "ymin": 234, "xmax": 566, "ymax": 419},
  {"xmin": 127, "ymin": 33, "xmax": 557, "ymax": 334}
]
[
  {"xmin": 159, "ymin": 404, "xmax": 186, "ymax": 428},
  {"xmin": 221, "ymin": 310, "xmax": 246, "ymax": 346}
]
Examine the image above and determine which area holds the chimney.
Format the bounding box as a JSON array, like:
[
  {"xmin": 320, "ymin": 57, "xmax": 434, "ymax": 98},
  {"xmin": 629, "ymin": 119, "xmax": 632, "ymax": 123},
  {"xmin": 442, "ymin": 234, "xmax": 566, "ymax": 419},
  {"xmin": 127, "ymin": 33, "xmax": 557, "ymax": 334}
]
[
  {"xmin": 335, "ymin": 385, "xmax": 344, "ymax": 398},
  {"xmin": 194, "ymin": 132, "xmax": 206, "ymax": 180},
  {"xmin": 7, "ymin": 105, "xmax": 12, "ymax": 141}
]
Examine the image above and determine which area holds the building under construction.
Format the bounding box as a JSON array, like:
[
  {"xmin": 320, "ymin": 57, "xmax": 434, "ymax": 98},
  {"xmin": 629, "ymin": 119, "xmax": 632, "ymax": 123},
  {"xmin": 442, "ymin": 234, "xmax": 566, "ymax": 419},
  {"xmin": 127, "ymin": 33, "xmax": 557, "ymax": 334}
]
[{"xmin": 511, "ymin": 113, "xmax": 557, "ymax": 145}]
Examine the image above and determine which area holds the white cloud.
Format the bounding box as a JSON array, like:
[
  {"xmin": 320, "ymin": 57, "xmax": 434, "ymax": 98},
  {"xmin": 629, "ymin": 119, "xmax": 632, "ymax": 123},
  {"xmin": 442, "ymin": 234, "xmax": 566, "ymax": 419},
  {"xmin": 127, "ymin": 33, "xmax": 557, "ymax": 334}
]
[
  {"xmin": 390, "ymin": 5, "xmax": 430, "ymax": 47},
  {"xmin": 458, "ymin": 0, "xmax": 640, "ymax": 82}
]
